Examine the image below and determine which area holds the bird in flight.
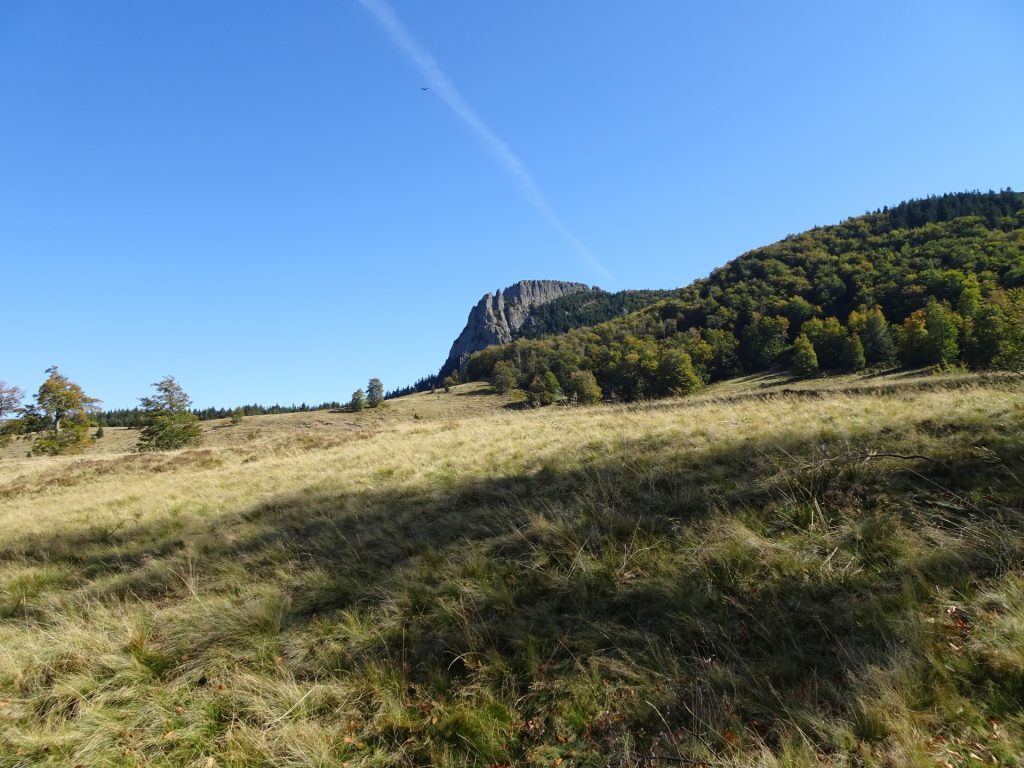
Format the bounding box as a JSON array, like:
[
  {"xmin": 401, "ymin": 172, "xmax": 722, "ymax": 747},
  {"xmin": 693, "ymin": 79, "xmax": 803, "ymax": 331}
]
[{"xmin": 420, "ymin": 87, "xmax": 429, "ymax": 91}]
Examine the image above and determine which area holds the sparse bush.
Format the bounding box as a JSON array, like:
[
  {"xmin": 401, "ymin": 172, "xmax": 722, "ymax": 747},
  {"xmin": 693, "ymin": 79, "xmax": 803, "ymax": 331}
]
[{"xmin": 230, "ymin": 408, "xmax": 244, "ymax": 425}]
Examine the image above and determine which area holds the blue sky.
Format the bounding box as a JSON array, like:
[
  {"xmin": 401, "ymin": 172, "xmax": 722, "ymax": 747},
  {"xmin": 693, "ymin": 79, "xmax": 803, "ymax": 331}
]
[{"xmin": 3, "ymin": 1, "xmax": 1022, "ymax": 409}]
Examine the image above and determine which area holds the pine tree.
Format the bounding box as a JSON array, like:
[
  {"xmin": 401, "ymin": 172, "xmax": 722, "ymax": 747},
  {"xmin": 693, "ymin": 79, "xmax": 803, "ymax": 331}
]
[
  {"xmin": 350, "ymin": 389, "xmax": 366, "ymax": 411},
  {"xmin": 861, "ymin": 307, "xmax": 896, "ymax": 366},
  {"xmin": 138, "ymin": 376, "xmax": 202, "ymax": 451}
]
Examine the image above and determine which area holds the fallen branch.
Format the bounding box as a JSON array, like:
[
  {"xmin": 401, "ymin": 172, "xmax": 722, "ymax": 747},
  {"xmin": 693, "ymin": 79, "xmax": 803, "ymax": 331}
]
[{"xmin": 857, "ymin": 451, "xmax": 947, "ymax": 467}]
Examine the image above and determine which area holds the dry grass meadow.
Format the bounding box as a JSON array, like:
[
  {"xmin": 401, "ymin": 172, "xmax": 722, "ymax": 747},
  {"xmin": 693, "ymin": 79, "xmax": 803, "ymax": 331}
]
[{"xmin": 1, "ymin": 374, "xmax": 1023, "ymax": 766}]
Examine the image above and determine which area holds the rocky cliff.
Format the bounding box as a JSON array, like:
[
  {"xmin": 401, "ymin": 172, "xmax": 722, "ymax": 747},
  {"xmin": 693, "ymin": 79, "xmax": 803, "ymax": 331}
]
[{"xmin": 442, "ymin": 280, "xmax": 594, "ymax": 375}]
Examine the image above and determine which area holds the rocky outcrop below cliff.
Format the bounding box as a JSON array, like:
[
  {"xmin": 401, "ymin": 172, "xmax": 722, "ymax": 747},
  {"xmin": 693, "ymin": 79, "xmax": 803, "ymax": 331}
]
[{"xmin": 441, "ymin": 280, "xmax": 594, "ymax": 375}]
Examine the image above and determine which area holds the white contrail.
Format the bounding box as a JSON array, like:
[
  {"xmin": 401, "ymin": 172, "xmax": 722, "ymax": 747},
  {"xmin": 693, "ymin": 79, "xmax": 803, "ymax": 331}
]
[{"xmin": 357, "ymin": 0, "xmax": 611, "ymax": 281}]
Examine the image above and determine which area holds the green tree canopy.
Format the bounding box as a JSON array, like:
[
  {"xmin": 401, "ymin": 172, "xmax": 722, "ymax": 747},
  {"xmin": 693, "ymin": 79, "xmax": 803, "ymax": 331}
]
[
  {"xmin": 23, "ymin": 366, "xmax": 101, "ymax": 455},
  {"xmin": 367, "ymin": 378, "xmax": 384, "ymax": 408},
  {"xmin": 564, "ymin": 370, "xmax": 602, "ymax": 404},
  {"xmin": 0, "ymin": 381, "xmax": 23, "ymax": 421},
  {"xmin": 138, "ymin": 376, "xmax": 202, "ymax": 452},
  {"xmin": 0, "ymin": 381, "xmax": 25, "ymax": 445},
  {"xmin": 491, "ymin": 360, "xmax": 519, "ymax": 394},
  {"xmin": 791, "ymin": 333, "xmax": 819, "ymax": 377},
  {"xmin": 350, "ymin": 389, "xmax": 366, "ymax": 411}
]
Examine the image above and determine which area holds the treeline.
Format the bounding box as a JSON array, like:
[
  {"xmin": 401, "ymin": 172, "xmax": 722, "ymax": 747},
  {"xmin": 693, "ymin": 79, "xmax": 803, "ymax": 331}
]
[
  {"xmin": 517, "ymin": 288, "xmax": 670, "ymax": 339},
  {"xmin": 385, "ymin": 375, "xmax": 441, "ymax": 400},
  {"xmin": 464, "ymin": 190, "xmax": 1024, "ymax": 403},
  {"xmin": 868, "ymin": 188, "xmax": 1024, "ymax": 230},
  {"xmin": 390, "ymin": 292, "xmax": 671, "ymax": 398},
  {"xmin": 99, "ymin": 400, "xmax": 345, "ymax": 428}
]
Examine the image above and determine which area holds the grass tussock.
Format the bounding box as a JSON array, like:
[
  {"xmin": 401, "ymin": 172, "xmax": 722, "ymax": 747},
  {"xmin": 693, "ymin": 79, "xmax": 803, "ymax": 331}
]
[{"xmin": 1, "ymin": 375, "xmax": 1023, "ymax": 766}]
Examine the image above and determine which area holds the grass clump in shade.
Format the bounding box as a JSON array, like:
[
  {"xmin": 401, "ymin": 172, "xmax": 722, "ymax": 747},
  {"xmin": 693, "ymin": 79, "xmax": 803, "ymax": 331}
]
[{"xmin": 0, "ymin": 372, "xmax": 1022, "ymax": 766}]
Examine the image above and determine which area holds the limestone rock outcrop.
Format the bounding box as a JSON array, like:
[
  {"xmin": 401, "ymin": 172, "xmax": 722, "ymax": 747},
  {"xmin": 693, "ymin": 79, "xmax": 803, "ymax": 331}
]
[{"xmin": 442, "ymin": 280, "xmax": 593, "ymax": 375}]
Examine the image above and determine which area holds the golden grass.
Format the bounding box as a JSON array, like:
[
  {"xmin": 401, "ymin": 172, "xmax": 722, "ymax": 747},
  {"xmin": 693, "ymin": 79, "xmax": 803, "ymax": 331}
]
[{"xmin": 1, "ymin": 373, "xmax": 1022, "ymax": 766}]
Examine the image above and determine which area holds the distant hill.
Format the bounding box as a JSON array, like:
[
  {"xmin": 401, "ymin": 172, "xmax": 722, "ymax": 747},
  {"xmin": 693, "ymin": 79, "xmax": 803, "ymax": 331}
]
[
  {"xmin": 390, "ymin": 282, "xmax": 670, "ymax": 397},
  {"xmin": 439, "ymin": 282, "xmax": 672, "ymax": 377},
  {"xmin": 440, "ymin": 280, "xmax": 594, "ymax": 377},
  {"xmin": 463, "ymin": 189, "xmax": 1024, "ymax": 401}
]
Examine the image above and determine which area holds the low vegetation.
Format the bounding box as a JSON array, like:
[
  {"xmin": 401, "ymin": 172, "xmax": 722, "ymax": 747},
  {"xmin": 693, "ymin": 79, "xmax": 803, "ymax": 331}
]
[{"xmin": 1, "ymin": 372, "xmax": 1022, "ymax": 766}]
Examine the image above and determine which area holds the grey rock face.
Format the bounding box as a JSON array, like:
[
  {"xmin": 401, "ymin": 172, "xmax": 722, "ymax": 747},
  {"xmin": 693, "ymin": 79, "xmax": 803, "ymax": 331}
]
[{"xmin": 442, "ymin": 280, "xmax": 592, "ymax": 375}]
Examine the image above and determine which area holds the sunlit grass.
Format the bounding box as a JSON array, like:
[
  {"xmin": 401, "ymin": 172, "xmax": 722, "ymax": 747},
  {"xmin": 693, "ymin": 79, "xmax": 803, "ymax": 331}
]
[{"xmin": 1, "ymin": 374, "xmax": 1022, "ymax": 766}]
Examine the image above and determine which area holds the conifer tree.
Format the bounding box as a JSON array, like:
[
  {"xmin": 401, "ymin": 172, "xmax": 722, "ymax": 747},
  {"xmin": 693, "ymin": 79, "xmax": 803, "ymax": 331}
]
[
  {"xmin": 860, "ymin": 307, "xmax": 897, "ymax": 366},
  {"xmin": 138, "ymin": 376, "xmax": 202, "ymax": 451},
  {"xmin": 350, "ymin": 389, "xmax": 366, "ymax": 411}
]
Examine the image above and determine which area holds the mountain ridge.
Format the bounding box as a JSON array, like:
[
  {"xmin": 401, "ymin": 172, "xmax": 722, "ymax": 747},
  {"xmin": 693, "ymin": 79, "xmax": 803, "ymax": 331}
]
[{"xmin": 440, "ymin": 279, "xmax": 595, "ymax": 376}]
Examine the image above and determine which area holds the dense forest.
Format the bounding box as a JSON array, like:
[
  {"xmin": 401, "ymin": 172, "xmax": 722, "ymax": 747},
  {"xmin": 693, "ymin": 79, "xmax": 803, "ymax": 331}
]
[
  {"xmin": 386, "ymin": 289, "xmax": 671, "ymax": 399},
  {"xmin": 517, "ymin": 288, "xmax": 669, "ymax": 338},
  {"xmin": 463, "ymin": 190, "xmax": 1024, "ymax": 404},
  {"xmin": 98, "ymin": 400, "xmax": 345, "ymax": 428}
]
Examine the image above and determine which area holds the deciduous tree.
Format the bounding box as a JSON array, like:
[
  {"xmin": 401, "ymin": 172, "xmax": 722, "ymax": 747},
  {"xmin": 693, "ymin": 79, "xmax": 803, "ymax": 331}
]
[
  {"xmin": 491, "ymin": 360, "xmax": 519, "ymax": 394},
  {"xmin": 0, "ymin": 381, "xmax": 25, "ymax": 445},
  {"xmin": 367, "ymin": 378, "xmax": 384, "ymax": 408},
  {"xmin": 791, "ymin": 333, "xmax": 819, "ymax": 377},
  {"xmin": 565, "ymin": 370, "xmax": 602, "ymax": 404},
  {"xmin": 23, "ymin": 366, "xmax": 100, "ymax": 455}
]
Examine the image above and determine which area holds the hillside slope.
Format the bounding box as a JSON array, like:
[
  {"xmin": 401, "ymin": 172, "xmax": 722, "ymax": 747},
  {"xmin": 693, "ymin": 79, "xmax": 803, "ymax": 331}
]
[
  {"xmin": 466, "ymin": 190, "xmax": 1024, "ymax": 399},
  {"xmin": 2, "ymin": 372, "xmax": 1022, "ymax": 766}
]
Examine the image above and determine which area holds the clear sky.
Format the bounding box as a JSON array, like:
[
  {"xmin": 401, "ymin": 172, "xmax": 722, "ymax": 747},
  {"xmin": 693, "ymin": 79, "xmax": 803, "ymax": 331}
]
[{"xmin": 3, "ymin": 1, "xmax": 1022, "ymax": 409}]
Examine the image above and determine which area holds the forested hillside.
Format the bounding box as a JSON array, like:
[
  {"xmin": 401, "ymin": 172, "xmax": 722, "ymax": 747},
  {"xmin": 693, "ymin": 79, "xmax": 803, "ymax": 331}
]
[
  {"xmin": 518, "ymin": 289, "xmax": 669, "ymax": 339},
  {"xmin": 466, "ymin": 190, "xmax": 1024, "ymax": 403}
]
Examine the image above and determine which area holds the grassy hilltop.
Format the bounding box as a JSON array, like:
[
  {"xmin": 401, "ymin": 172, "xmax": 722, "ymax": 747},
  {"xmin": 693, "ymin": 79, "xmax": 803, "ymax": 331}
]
[{"xmin": 1, "ymin": 373, "xmax": 1023, "ymax": 766}]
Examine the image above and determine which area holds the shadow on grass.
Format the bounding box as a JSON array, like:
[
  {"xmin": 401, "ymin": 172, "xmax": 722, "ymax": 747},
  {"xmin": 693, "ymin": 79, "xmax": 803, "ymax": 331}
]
[
  {"xmin": 452, "ymin": 385, "xmax": 500, "ymax": 398},
  {"xmin": 4, "ymin": 412, "xmax": 1024, "ymax": 762}
]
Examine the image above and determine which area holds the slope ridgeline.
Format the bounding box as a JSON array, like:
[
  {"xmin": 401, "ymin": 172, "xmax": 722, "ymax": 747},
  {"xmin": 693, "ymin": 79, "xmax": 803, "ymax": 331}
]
[{"xmin": 464, "ymin": 189, "xmax": 1024, "ymax": 401}]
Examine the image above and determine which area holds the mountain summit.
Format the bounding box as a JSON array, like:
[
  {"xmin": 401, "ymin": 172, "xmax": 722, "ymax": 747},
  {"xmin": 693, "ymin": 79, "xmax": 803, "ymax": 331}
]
[{"xmin": 442, "ymin": 280, "xmax": 594, "ymax": 375}]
